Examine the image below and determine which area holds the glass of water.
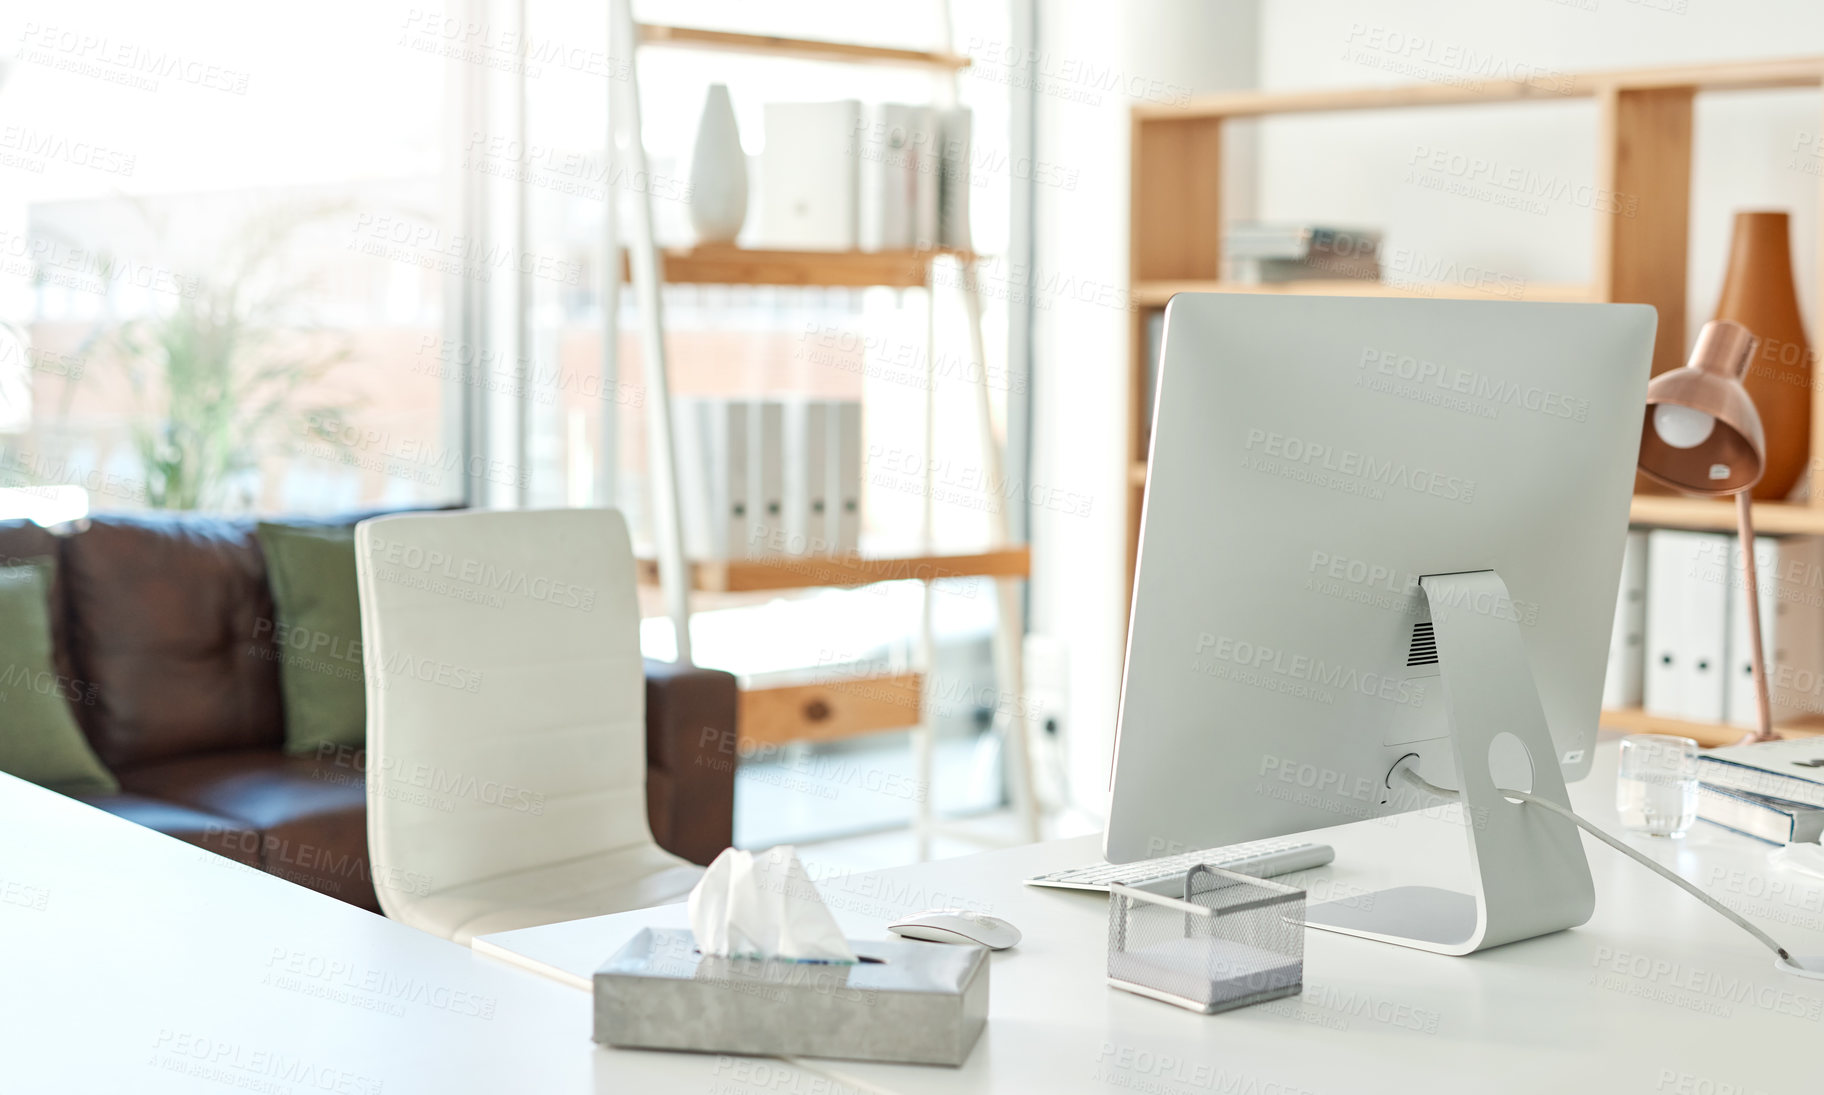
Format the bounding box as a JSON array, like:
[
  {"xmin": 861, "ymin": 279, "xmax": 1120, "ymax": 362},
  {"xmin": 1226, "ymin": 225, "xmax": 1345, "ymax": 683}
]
[{"xmin": 1616, "ymin": 734, "xmax": 1699, "ymax": 838}]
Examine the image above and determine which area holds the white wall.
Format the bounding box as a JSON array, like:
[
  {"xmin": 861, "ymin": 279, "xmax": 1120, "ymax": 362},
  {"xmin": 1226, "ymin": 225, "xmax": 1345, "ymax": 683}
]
[
  {"xmin": 1257, "ymin": 0, "xmax": 1822, "ymax": 349},
  {"xmin": 1028, "ymin": 0, "xmax": 1258, "ymax": 818}
]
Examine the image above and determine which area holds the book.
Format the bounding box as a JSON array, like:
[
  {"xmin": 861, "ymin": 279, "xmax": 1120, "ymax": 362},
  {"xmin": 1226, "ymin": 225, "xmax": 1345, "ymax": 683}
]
[
  {"xmin": 1697, "ymin": 783, "xmax": 1824, "ymax": 845},
  {"xmin": 1724, "ymin": 536, "xmax": 1776, "ymax": 729},
  {"xmin": 1644, "ymin": 530, "xmax": 1729, "ymax": 722},
  {"xmin": 1224, "ymin": 224, "xmax": 1381, "ymax": 283},
  {"xmin": 1601, "ymin": 530, "xmax": 1648, "ymax": 709},
  {"xmin": 936, "ymin": 107, "xmax": 971, "ymax": 250},
  {"xmin": 760, "ymin": 101, "xmax": 862, "ymax": 250},
  {"xmin": 828, "ymin": 400, "xmax": 862, "ymax": 553},
  {"xmin": 1697, "ymin": 737, "xmax": 1824, "ymax": 810},
  {"xmin": 857, "ymin": 103, "xmax": 917, "ymax": 252},
  {"xmin": 912, "ymin": 106, "xmax": 940, "ymax": 248},
  {"xmin": 782, "ymin": 399, "xmax": 830, "ymax": 557},
  {"xmin": 747, "ymin": 400, "xmax": 785, "ymax": 557}
]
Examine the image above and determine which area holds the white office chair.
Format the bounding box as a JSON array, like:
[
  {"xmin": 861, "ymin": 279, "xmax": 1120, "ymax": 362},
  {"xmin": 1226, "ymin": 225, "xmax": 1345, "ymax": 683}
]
[{"xmin": 354, "ymin": 508, "xmax": 702, "ymax": 943}]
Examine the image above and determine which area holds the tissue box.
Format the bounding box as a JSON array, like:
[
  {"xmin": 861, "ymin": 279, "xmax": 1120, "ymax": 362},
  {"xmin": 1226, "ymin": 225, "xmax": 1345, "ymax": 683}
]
[{"xmin": 594, "ymin": 928, "xmax": 988, "ymax": 1066}]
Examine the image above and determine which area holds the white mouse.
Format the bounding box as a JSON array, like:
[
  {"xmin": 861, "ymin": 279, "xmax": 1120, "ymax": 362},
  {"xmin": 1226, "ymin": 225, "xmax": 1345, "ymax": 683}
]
[{"xmin": 887, "ymin": 910, "xmax": 1021, "ymax": 950}]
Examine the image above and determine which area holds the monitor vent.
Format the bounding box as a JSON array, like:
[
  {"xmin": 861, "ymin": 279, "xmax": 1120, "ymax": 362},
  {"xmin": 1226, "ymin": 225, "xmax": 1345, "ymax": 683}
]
[{"xmin": 1406, "ymin": 621, "xmax": 1439, "ymax": 667}]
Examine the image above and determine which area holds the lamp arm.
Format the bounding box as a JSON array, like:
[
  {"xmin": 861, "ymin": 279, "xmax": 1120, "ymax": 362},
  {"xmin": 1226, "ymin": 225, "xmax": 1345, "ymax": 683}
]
[{"xmin": 1737, "ymin": 491, "xmax": 1776, "ymax": 744}]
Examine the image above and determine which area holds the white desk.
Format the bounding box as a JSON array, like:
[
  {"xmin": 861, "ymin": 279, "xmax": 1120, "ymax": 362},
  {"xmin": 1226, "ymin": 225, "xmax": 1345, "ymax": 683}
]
[
  {"xmin": 478, "ymin": 739, "xmax": 1820, "ymax": 1094},
  {"xmin": 0, "ymin": 774, "xmax": 714, "ymax": 1093}
]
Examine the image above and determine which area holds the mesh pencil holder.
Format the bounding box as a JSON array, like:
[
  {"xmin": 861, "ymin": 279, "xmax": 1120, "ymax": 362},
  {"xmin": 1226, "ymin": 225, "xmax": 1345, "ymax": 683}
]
[{"xmin": 1107, "ymin": 865, "xmax": 1305, "ymax": 1014}]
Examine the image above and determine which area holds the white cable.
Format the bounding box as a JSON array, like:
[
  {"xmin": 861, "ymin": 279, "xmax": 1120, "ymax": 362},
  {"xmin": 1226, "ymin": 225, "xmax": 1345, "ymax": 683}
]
[{"xmin": 1392, "ymin": 763, "xmax": 1792, "ymax": 961}]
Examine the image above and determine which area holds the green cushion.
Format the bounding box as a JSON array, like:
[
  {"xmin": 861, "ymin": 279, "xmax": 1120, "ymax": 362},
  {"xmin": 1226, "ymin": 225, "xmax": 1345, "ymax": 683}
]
[
  {"xmin": 0, "ymin": 560, "xmax": 118, "ymax": 795},
  {"xmin": 257, "ymin": 522, "xmax": 365, "ymax": 755}
]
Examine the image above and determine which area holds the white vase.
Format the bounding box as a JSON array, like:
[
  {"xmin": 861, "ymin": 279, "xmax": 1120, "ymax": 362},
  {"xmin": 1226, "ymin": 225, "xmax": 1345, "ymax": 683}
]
[{"xmin": 688, "ymin": 84, "xmax": 748, "ymax": 245}]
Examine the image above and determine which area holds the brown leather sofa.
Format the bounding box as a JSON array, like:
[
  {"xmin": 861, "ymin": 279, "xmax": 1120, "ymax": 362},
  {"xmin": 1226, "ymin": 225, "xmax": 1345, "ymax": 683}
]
[{"xmin": 0, "ymin": 512, "xmax": 736, "ymax": 913}]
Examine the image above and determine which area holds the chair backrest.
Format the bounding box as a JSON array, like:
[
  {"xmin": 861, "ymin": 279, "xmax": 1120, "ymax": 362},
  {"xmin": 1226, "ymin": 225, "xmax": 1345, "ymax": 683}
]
[{"xmin": 355, "ymin": 508, "xmax": 654, "ymax": 911}]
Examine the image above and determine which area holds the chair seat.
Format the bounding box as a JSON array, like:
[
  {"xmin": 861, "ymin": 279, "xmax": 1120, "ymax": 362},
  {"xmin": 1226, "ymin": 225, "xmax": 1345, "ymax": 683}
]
[{"xmin": 408, "ymin": 843, "xmax": 704, "ymax": 944}]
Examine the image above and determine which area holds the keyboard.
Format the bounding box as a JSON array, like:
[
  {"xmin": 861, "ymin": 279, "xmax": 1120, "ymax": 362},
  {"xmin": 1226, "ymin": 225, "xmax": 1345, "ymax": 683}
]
[{"xmin": 1024, "ymin": 838, "xmax": 1335, "ymax": 893}]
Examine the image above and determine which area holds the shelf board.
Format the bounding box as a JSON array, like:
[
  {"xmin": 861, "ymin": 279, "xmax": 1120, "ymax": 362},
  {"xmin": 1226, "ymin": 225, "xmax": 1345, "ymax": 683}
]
[
  {"xmin": 638, "ymin": 545, "xmax": 1030, "ymax": 594},
  {"xmin": 1131, "ymin": 279, "xmax": 1594, "ymax": 308},
  {"xmin": 1123, "ymin": 473, "xmax": 1824, "ymax": 538},
  {"xmin": 626, "ymin": 245, "xmax": 973, "ymax": 289},
  {"xmin": 1630, "ymin": 496, "xmax": 1824, "ymax": 536},
  {"xmin": 1601, "ymin": 706, "xmax": 1824, "ymax": 749},
  {"xmin": 1137, "ymin": 55, "xmax": 1824, "ymax": 120},
  {"xmin": 637, "ymin": 24, "xmax": 970, "ymax": 70}
]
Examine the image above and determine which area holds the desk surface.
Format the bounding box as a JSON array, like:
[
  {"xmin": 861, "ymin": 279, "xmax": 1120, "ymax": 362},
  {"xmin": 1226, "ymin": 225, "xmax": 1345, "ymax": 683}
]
[
  {"xmin": 478, "ymin": 739, "xmax": 1821, "ymax": 1094},
  {"xmin": 0, "ymin": 774, "xmax": 712, "ymax": 1094}
]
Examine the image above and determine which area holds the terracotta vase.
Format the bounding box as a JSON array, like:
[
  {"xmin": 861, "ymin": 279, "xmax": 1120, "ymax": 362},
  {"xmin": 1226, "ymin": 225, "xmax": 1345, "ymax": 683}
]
[{"xmin": 1713, "ymin": 210, "xmax": 1812, "ymax": 500}]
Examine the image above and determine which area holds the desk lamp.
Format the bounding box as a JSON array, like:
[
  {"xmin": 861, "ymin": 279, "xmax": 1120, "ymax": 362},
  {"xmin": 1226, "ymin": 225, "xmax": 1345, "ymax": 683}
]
[{"xmin": 1636, "ymin": 319, "xmax": 1774, "ymax": 743}]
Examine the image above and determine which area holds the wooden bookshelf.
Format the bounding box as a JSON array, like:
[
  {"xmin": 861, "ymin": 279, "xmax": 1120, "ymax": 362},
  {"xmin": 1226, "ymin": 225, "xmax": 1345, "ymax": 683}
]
[
  {"xmin": 637, "ymin": 545, "xmax": 1031, "ymax": 594},
  {"xmin": 1125, "ymin": 55, "xmax": 1824, "ymax": 745},
  {"xmin": 1601, "ymin": 706, "xmax": 1824, "ymax": 748},
  {"xmin": 625, "ymin": 245, "xmax": 974, "ymax": 290},
  {"xmin": 1131, "ymin": 279, "xmax": 1594, "ymax": 308},
  {"xmin": 637, "ymin": 24, "xmax": 971, "ymax": 70},
  {"xmin": 738, "ymin": 672, "xmax": 924, "ymax": 750}
]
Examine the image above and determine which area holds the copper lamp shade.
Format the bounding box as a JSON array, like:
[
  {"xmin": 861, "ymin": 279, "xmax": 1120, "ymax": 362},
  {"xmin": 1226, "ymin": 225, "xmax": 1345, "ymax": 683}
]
[
  {"xmin": 1638, "ymin": 320, "xmax": 1767, "ymax": 495},
  {"xmin": 1637, "ymin": 319, "xmax": 1775, "ymax": 742}
]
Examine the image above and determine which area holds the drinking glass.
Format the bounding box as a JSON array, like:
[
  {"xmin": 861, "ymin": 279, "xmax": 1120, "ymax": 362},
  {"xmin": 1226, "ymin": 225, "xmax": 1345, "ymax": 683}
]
[{"xmin": 1615, "ymin": 734, "xmax": 1699, "ymax": 838}]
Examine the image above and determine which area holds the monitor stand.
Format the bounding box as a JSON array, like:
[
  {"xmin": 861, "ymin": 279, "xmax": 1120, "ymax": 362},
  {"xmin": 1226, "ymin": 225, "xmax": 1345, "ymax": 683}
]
[{"xmin": 1304, "ymin": 570, "xmax": 1595, "ymax": 955}]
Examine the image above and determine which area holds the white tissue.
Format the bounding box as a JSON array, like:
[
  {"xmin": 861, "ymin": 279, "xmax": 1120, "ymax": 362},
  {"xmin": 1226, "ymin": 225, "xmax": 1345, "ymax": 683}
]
[{"xmin": 688, "ymin": 846, "xmax": 858, "ymax": 964}]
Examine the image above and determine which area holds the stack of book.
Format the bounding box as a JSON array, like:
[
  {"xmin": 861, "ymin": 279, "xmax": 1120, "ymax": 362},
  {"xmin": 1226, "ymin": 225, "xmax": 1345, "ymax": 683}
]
[
  {"xmin": 759, "ymin": 102, "xmax": 972, "ymax": 252},
  {"xmin": 1223, "ymin": 223, "xmax": 1382, "ymax": 283},
  {"xmin": 1604, "ymin": 531, "xmax": 1824, "ymax": 730},
  {"xmin": 1697, "ymin": 738, "xmax": 1824, "ymax": 845},
  {"xmin": 672, "ymin": 397, "xmax": 862, "ymax": 561}
]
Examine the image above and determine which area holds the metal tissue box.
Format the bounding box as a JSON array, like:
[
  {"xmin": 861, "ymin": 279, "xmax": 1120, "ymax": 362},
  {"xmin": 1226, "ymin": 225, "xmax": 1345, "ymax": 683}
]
[
  {"xmin": 594, "ymin": 928, "xmax": 989, "ymax": 1067},
  {"xmin": 1107, "ymin": 865, "xmax": 1305, "ymax": 1014}
]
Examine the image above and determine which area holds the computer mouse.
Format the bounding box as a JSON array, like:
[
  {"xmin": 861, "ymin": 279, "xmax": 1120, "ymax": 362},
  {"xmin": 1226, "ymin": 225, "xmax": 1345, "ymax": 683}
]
[{"xmin": 887, "ymin": 910, "xmax": 1021, "ymax": 950}]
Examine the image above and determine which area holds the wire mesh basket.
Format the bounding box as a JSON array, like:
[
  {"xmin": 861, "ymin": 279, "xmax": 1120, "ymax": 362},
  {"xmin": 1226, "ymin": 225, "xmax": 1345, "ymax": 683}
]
[{"xmin": 1107, "ymin": 865, "xmax": 1305, "ymax": 1014}]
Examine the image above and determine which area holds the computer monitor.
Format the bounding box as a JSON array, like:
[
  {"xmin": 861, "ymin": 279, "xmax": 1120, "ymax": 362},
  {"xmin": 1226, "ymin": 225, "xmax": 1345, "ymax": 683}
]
[{"xmin": 1107, "ymin": 293, "xmax": 1655, "ymax": 955}]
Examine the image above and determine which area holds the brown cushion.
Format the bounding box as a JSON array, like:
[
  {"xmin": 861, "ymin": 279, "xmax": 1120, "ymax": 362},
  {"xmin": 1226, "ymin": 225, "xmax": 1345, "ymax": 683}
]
[
  {"xmin": 75, "ymin": 791, "xmax": 263, "ymax": 868},
  {"xmin": 60, "ymin": 515, "xmax": 284, "ymax": 767},
  {"xmin": 117, "ymin": 749, "xmax": 380, "ymax": 911}
]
